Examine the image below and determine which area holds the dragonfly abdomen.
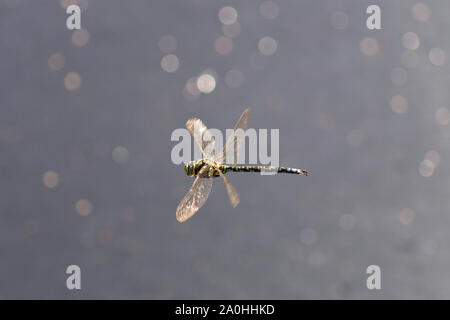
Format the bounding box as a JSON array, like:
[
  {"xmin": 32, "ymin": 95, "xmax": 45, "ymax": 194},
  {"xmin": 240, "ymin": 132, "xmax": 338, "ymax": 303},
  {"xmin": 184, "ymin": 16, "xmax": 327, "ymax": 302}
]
[
  {"xmin": 224, "ymin": 165, "xmax": 262, "ymax": 173},
  {"xmin": 222, "ymin": 165, "xmax": 307, "ymax": 176},
  {"xmin": 277, "ymin": 166, "xmax": 308, "ymax": 175}
]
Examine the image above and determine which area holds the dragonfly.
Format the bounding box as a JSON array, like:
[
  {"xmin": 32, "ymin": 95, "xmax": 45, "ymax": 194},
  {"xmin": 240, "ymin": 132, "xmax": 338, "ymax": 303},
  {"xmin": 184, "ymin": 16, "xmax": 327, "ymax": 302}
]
[{"xmin": 176, "ymin": 108, "xmax": 308, "ymax": 223}]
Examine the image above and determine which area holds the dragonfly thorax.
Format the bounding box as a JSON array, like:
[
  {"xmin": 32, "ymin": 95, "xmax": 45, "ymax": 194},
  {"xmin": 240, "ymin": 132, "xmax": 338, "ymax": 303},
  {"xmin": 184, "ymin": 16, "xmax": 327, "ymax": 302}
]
[{"xmin": 184, "ymin": 159, "xmax": 221, "ymax": 177}]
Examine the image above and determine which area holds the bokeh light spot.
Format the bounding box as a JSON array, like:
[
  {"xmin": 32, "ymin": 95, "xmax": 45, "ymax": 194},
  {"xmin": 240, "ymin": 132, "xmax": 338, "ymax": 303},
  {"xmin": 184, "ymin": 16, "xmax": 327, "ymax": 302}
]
[
  {"xmin": 399, "ymin": 208, "xmax": 415, "ymax": 225},
  {"xmin": 184, "ymin": 77, "xmax": 201, "ymax": 101},
  {"xmin": 161, "ymin": 54, "xmax": 180, "ymax": 73},
  {"xmin": 419, "ymin": 159, "xmax": 434, "ymax": 177},
  {"xmin": 258, "ymin": 36, "xmax": 277, "ymax": 56},
  {"xmin": 48, "ymin": 53, "xmax": 65, "ymax": 71},
  {"xmin": 76, "ymin": 199, "xmax": 93, "ymax": 216},
  {"xmin": 425, "ymin": 150, "xmax": 440, "ymax": 167},
  {"xmin": 112, "ymin": 146, "xmax": 129, "ymax": 164},
  {"xmin": 64, "ymin": 72, "xmax": 82, "ymax": 91},
  {"xmin": 412, "ymin": 3, "xmax": 430, "ymax": 22},
  {"xmin": 402, "ymin": 32, "xmax": 420, "ymax": 50},
  {"xmin": 360, "ymin": 37, "xmax": 379, "ymax": 56},
  {"xmin": 0, "ymin": 125, "xmax": 21, "ymax": 143},
  {"xmin": 330, "ymin": 11, "xmax": 348, "ymax": 30},
  {"xmin": 218, "ymin": 6, "xmax": 238, "ymax": 25},
  {"xmin": 158, "ymin": 35, "xmax": 177, "ymax": 53},
  {"xmin": 390, "ymin": 95, "xmax": 408, "ymax": 114},
  {"xmin": 42, "ymin": 171, "xmax": 59, "ymax": 189},
  {"xmin": 435, "ymin": 107, "xmax": 449, "ymax": 126},
  {"xmin": 429, "ymin": 48, "xmax": 446, "ymax": 66},
  {"xmin": 60, "ymin": 0, "xmax": 88, "ymax": 11},
  {"xmin": 197, "ymin": 74, "xmax": 216, "ymax": 94},
  {"xmin": 215, "ymin": 36, "xmax": 233, "ymax": 55},
  {"xmin": 259, "ymin": 1, "xmax": 279, "ymax": 20},
  {"xmin": 72, "ymin": 28, "xmax": 90, "ymax": 47}
]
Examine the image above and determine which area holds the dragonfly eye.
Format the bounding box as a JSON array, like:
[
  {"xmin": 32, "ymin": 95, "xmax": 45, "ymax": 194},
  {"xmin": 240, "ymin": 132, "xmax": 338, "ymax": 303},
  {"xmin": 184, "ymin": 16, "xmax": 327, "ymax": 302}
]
[{"xmin": 184, "ymin": 164, "xmax": 194, "ymax": 176}]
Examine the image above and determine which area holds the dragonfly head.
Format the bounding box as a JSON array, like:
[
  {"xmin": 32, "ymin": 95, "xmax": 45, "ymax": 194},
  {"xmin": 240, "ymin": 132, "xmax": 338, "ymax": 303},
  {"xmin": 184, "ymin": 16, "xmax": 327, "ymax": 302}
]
[{"xmin": 184, "ymin": 161, "xmax": 196, "ymax": 177}]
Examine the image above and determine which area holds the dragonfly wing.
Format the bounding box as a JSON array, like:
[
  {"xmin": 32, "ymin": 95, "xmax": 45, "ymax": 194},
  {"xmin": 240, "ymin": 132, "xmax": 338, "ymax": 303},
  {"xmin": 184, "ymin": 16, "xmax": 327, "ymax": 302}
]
[
  {"xmin": 218, "ymin": 170, "xmax": 240, "ymax": 208},
  {"xmin": 176, "ymin": 171, "xmax": 213, "ymax": 222},
  {"xmin": 215, "ymin": 108, "xmax": 251, "ymax": 164},
  {"xmin": 186, "ymin": 118, "xmax": 216, "ymax": 159}
]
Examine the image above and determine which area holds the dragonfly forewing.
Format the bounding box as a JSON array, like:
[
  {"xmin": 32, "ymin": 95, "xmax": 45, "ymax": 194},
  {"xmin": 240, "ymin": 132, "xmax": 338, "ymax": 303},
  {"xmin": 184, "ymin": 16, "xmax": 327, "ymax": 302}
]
[
  {"xmin": 186, "ymin": 118, "xmax": 216, "ymax": 159},
  {"xmin": 215, "ymin": 108, "xmax": 251, "ymax": 165}
]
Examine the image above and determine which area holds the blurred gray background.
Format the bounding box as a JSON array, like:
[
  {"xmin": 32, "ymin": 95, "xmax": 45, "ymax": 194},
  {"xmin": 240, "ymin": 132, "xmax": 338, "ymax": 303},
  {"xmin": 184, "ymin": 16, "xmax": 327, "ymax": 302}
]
[{"xmin": 1, "ymin": 0, "xmax": 450, "ymax": 299}]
